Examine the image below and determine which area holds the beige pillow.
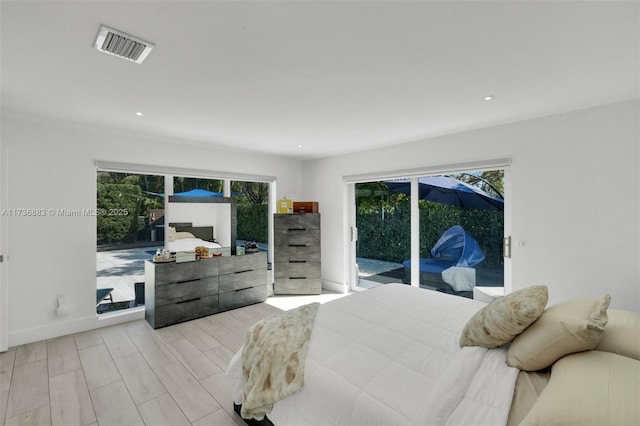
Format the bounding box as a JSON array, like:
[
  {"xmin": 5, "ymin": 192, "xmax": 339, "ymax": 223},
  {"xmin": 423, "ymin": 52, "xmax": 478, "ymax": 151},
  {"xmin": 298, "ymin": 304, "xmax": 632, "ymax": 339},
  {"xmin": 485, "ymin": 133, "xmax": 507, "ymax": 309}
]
[
  {"xmin": 507, "ymin": 294, "xmax": 610, "ymax": 371},
  {"xmin": 519, "ymin": 350, "xmax": 640, "ymax": 426},
  {"xmin": 596, "ymin": 309, "xmax": 640, "ymax": 360},
  {"xmin": 175, "ymin": 231, "xmax": 196, "ymax": 240},
  {"xmin": 167, "ymin": 226, "xmax": 177, "ymax": 242},
  {"xmin": 459, "ymin": 285, "xmax": 548, "ymax": 349}
]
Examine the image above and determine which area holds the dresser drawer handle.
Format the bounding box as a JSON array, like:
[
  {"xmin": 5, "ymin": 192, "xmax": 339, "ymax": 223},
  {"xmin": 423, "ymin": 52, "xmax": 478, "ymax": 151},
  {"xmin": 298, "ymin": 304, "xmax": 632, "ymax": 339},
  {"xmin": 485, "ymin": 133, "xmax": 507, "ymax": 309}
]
[
  {"xmin": 235, "ymin": 286, "xmax": 255, "ymax": 292},
  {"xmin": 288, "ymin": 244, "xmax": 306, "ymax": 247},
  {"xmin": 176, "ymin": 297, "xmax": 201, "ymax": 304},
  {"xmin": 176, "ymin": 278, "xmax": 201, "ymax": 284},
  {"xmin": 288, "ymin": 228, "xmax": 306, "ymax": 231},
  {"xmin": 289, "ymin": 260, "xmax": 307, "ymax": 263},
  {"xmin": 289, "ymin": 277, "xmax": 307, "ymax": 280},
  {"xmin": 234, "ymin": 269, "xmax": 252, "ymax": 274}
]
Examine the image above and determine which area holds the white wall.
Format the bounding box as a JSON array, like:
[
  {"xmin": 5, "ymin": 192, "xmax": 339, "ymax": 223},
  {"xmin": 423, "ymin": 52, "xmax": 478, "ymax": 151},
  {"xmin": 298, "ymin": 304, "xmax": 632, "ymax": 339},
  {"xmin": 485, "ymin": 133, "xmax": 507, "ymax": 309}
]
[
  {"xmin": 1, "ymin": 114, "xmax": 303, "ymax": 347},
  {"xmin": 303, "ymin": 100, "xmax": 640, "ymax": 311}
]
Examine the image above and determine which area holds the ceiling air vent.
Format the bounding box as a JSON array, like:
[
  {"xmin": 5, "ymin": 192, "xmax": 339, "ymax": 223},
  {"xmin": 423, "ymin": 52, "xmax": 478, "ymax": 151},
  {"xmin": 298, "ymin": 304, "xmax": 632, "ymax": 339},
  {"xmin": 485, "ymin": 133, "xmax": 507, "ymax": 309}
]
[{"xmin": 94, "ymin": 25, "xmax": 154, "ymax": 64}]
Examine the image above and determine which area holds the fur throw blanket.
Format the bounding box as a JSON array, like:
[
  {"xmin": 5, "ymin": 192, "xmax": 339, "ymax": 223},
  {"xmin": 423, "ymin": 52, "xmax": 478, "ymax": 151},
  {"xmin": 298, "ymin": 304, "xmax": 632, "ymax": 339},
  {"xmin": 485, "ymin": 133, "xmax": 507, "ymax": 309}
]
[{"xmin": 241, "ymin": 302, "xmax": 320, "ymax": 420}]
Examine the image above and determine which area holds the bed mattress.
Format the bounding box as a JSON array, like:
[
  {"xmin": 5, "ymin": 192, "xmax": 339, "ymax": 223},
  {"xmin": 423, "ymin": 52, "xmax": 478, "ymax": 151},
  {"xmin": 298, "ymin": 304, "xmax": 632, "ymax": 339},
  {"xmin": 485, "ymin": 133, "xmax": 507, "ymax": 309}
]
[
  {"xmin": 228, "ymin": 284, "xmax": 519, "ymax": 425},
  {"xmin": 167, "ymin": 238, "xmax": 221, "ymax": 252}
]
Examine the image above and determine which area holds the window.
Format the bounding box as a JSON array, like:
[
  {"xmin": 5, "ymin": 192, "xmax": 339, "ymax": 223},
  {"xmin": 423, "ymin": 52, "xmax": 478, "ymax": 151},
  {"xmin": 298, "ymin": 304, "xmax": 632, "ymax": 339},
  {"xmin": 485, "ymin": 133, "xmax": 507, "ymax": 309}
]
[
  {"xmin": 96, "ymin": 171, "xmax": 164, "ymax": 314},
  {"xmin": 231, "ymin": 180, "xmax": 270, "ymax": 253},
  {"xmin": 349, "ymin": 162, "xmax": 509, "ymax": 297},
  {"xmin": 95, "ymin": 162, "xmax": 275, "ymax": 315}
]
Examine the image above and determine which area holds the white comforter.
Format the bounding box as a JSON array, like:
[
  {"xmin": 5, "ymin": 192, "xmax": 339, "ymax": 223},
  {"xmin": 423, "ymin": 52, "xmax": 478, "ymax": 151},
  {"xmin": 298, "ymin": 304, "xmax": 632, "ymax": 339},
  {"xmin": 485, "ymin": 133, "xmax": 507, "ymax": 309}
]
[
  {"xmin": 227, "ymin": 284, "xmax": 518, "ymax": 426},
  {"xmin": 167, "ymin": 238, "xmax": 221, "ymax": 253}
]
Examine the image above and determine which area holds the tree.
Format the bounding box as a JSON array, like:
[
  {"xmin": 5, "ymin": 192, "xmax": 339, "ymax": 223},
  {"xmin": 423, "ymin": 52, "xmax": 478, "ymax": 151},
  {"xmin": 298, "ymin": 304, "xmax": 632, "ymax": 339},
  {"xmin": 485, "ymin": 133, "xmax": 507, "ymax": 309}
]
[
  {"xmin": 96, "ymin": 183, "xmax": 141, "ymax": 244},
  {"xmin": 96, "ymin": 172, "xmax": 164, "ymax": 245},
  {"xmin": 451, "ymin": 171, "xmax": 504, "ymax": 198}
]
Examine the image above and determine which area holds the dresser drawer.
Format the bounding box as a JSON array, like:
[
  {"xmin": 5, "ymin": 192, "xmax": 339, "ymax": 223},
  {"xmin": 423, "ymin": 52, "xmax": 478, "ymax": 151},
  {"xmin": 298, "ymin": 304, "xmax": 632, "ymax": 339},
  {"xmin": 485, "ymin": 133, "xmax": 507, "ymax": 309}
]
[
  {"xmin": 274, "ymin": 278, "xmax": 321, "ymax": 295},
  {"xmin": 274, "ymin": 261, "xmax": 320, "ymax": 279},
  {"xmin": 153, "ymin": 294, "xmax": 219, "ymax": 328},
  {"xmin": 154, "ymin": 277, "xmax": 218, "ymax": 307},
  {"xmin": 274, "ymin": 213, "xmax": 320, "ymax": 230},
  {"xmin": 274, "ymin": 245, "xmax": 320, "ymax": 261},
  {"xmin": 219, "ymin": 285, "xmax": 267, "ymax": 311},
  {"xmin": 153, "ymin": 259, "xmax": 219, "ymax": 284},
  {"xmin": 219, "ymin": 269, "xmax": 267, "ymax": 293},
  {"xmin": 274, "ymin": 229, "xmax": 320, "ymax": 246},
  {"xmin": 218, "ymin": 252, "xmax": 266, "ymax": 275}
]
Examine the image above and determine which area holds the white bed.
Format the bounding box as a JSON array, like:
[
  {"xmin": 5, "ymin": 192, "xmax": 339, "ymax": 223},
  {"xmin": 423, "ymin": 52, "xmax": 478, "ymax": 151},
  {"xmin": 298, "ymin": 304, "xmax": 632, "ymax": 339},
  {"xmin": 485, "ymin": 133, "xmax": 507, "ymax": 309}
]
[
  {"xmin": 167, "ymin": 225, "xmax": 222, "ymax": 253},
  {"xmin": 227, "ymin": 283, "xmax": 640, "ymax": 426},
  {"xmin": 167, "ymin": 237, "xmax": 221, "ymax": 253},
  {"xmin": 227, "ymin": 284, "xmax": 519, "ymax": 425}
]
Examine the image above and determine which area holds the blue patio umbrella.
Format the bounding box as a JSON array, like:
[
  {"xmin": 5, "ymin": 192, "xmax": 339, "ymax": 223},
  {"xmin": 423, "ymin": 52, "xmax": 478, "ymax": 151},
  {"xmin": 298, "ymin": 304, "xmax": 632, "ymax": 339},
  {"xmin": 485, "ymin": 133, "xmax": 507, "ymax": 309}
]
[
  {"xmin": 173, "ymin": 188, "xmax": 223, "ymax": 197},
  {"xmin": 144, "ymin": 188, "xmax": 242, "ymax": 198},
  {"xmin": 385, "ymin": 175, "xmax": 504, "ymax": 211}
]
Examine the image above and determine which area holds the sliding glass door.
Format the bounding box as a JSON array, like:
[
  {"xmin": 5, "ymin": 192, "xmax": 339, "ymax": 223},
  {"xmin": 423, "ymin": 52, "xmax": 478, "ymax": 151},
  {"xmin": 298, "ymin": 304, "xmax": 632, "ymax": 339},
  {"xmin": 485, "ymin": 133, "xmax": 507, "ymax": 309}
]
[
  {"xmin": 354, "ymin": 181, "xmax": 410, "ymax": 288},
  {"xmin": 351, "ymin": 167, "xmax": 507, "ymax": 298}
]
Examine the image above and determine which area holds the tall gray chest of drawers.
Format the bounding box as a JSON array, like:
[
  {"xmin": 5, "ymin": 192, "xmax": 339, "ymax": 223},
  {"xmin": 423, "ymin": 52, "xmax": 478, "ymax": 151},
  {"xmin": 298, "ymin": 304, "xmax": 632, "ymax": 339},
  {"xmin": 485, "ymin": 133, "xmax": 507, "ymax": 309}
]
[
  {"xmin": 274, "ymin": 213, "xmax": 321, "ymax": 294},
  {"xmin": 145, "ymin": 252, "xmax": 267, "ymax": 329}
]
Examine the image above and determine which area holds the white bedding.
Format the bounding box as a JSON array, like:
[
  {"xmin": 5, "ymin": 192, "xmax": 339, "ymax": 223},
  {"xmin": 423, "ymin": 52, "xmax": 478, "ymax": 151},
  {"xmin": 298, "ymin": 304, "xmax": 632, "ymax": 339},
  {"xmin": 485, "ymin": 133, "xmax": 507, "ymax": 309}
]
[
  {"xmin": 167, "ymin": 237, "xmax": 221, "ymax": 252},
  {"xmin": 227, "ymin": 284, "xmax": 519, "ymax": 425}
]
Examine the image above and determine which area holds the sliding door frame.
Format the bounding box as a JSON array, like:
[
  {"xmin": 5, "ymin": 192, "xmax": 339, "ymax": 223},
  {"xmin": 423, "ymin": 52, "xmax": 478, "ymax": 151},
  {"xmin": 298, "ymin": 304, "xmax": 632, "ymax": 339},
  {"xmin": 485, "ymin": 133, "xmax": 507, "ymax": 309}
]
[{"xmin": 345, "ymin": 158, "xmax": 512, "ymax": 293}]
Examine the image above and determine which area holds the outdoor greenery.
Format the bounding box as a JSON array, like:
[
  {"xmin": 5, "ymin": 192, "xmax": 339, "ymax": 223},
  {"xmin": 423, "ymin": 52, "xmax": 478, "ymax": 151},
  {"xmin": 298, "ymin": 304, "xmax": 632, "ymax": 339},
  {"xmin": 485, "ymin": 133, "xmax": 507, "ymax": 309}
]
[
  {"xmin": 174, "ymin": 178, "xmax": 270, "ymax": 244},
  {"xmin": 232, "ymin": 180, "xmax": 269, "ymax": 243},
  {"xmin": 355, "ymin": 171, "xmax": 505, "ymax": 268},
  {"xmin": 174, "ymin": 177, "xmax": 223, "ymax": 194},
  {"xmin": 97, "ymin": 169, "xmax": 502, "ymax": 265},
  {"xmin": 96, "ymin": 172, "xmax": 164, "ymax": 245},
  {"xmin": 97, "ymin": 172, "xmax": 270, "ymax": 247}
]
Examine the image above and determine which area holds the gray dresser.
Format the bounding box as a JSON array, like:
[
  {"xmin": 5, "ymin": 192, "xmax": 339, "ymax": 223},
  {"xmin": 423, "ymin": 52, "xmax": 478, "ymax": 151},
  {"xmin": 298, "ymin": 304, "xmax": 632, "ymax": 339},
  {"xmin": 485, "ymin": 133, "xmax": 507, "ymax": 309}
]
[
  {"xmin": 144, "ymin": 252, "xmax": 267, "ymax": 328},
  {"xmin": 274, "ymin": 213, "xmax": 321, "ymax": 294}
]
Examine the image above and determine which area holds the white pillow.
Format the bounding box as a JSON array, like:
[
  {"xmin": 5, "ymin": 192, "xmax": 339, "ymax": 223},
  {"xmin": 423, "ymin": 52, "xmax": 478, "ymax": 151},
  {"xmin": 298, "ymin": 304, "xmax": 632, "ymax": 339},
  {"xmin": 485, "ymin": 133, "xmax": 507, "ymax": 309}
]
[
  {"xmin": 175, "ymin": 231, "xmax": 195, "ymax": 240},
  {"xmin": 167, "ymin": 226, "xmax": 177, "ymax": 242},
  {"xmin": 520, "ymin": 350, "xmax": 639, "ymax": 426}
]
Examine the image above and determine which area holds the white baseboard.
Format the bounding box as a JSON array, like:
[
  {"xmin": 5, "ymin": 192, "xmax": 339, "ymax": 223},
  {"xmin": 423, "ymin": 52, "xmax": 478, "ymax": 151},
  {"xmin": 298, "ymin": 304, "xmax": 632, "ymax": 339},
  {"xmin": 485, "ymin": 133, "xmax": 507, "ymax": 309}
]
[
  {"xmin": 8, "ymin": 307, "xmax": 144, "ymax": 348},
  {"xmin": 322, "ymin": 279, "xmax": 349, "ymax": 294}
]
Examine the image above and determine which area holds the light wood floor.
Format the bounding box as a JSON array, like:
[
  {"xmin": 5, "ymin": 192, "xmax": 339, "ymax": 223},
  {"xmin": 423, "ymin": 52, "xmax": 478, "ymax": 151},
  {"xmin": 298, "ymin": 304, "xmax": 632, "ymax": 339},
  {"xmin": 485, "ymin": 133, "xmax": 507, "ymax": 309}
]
[{"xmin": 0, "ymin": 302, "xmax": 284, "ymax": 426}]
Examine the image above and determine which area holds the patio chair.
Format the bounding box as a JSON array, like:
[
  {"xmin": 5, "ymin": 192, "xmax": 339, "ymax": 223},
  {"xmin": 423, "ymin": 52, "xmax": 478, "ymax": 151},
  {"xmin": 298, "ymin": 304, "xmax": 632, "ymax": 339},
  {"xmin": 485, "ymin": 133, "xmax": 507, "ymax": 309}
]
[
  {"xmin": 96, "ymin": 288, "xmax": 114, "ymax": 305},
  {"xmin": 403, "ymin": 225, "xmax": 484, "ymax": 295}
]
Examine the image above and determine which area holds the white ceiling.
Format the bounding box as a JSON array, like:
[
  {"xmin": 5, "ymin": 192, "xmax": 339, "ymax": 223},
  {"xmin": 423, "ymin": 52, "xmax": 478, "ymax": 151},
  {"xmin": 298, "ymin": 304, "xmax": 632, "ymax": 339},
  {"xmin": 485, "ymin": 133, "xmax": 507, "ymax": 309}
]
[{"xmin": 1, "ymin": 1, "xmax": 638, "ymax": 160}]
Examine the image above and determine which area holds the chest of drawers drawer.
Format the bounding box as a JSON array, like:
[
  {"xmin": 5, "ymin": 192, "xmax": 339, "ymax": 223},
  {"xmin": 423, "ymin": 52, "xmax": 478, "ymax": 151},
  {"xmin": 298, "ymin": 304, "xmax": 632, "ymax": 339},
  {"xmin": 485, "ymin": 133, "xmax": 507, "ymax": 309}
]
[
  {"xmin": 274, "ymin": 229, "xmax": 321, "ymax": 246},
  {"xmin": 153, "ymin": 295, "xmax": 219, "ymax": 328},
  {"xmin": 153, "ymin": 259, "xmax": 219, "ymax": 284},
  {"xmin": 274, "ymin": 213, "xmax": 320, "ymax": 230},
  {"xmin": 219, "ymin": 269, "xmax": 267, "ymax": 293},
  {"xmin": 218, "ymin": 252, "xmax": 265, "ymax": 275},
  {"xmin": 273, "ymin": 245, "xmax": 320, "ymax": 262},
  {"xmin": 274, "ymin": 261, "xmax": 321, "ymax": 279},
  {"xmin": 219, "ymin": 285, "xmax": 268, "ymax": 312},
  {"xmin": 154, "ymin": 277, "xmax": 218, "ymax": 306}
]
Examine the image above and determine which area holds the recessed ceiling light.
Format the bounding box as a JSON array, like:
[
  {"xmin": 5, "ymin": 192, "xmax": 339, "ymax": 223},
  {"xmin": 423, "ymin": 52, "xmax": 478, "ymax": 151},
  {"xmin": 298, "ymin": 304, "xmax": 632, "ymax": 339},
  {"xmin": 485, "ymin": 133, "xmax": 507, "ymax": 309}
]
[
  {"xmin": 298, "ymin": 144, "xmax": 303, "ymax": 148},
  {"xmin": 135, "ymin": 111, "xmax": 144, "ymax": 116},
  {"xmin": 484, "ymin": 95, "xmax": 495, "ymax": 101}
]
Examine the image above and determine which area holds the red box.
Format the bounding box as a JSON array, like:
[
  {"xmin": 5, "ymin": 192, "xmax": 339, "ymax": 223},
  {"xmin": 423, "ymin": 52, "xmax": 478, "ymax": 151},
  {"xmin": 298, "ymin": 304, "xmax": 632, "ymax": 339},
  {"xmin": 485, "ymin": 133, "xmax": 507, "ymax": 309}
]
[{"xmin": 293, "ymin": 201, "xmax": 319, "ymax": 213}]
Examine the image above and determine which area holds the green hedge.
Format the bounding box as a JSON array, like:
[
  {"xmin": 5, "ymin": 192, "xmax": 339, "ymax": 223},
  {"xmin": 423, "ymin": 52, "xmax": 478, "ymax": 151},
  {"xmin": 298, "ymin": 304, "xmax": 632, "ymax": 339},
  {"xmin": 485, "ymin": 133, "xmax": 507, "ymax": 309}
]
[
  {"xmin": 237, "ymin": 204, "xmax": 268, "ymax": 243},
  {"xmin": 356, "ymin": 202, "xmax": 504, "ymax": 268}
]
